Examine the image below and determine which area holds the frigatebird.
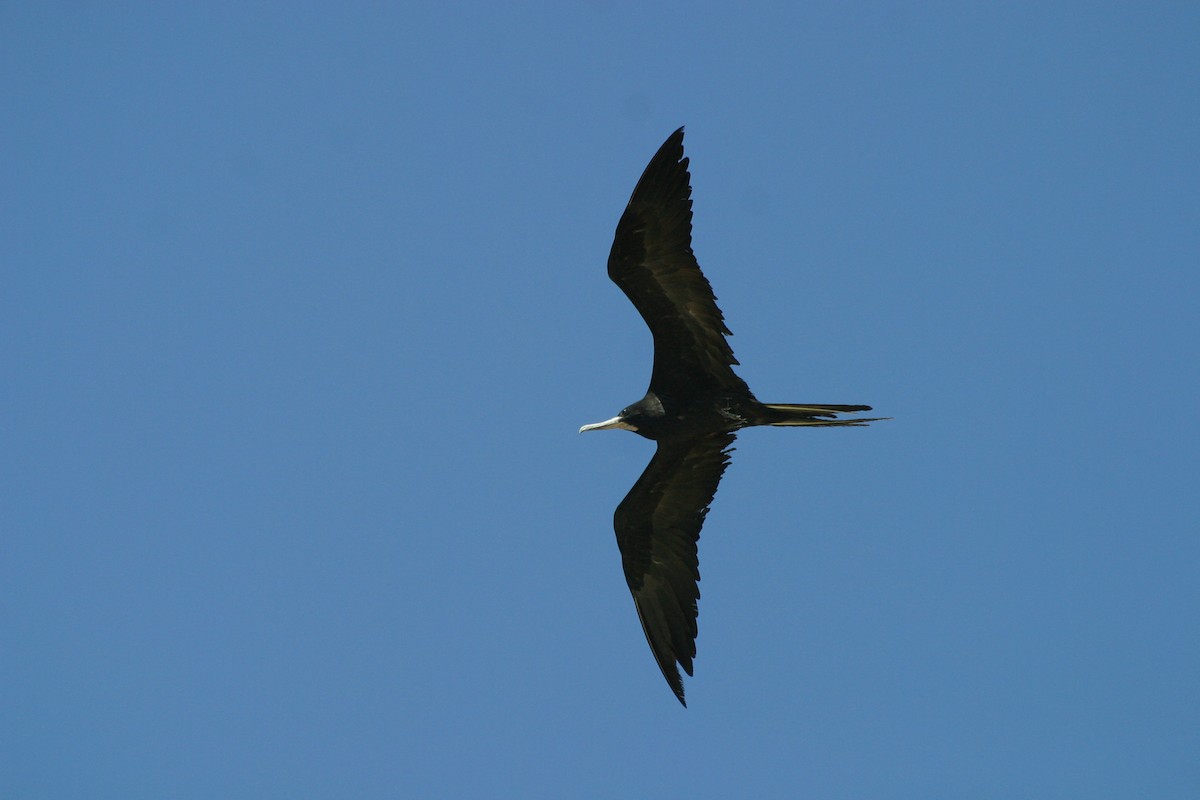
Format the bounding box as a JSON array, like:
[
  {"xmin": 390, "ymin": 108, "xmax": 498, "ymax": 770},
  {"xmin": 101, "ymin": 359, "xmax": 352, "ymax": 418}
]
[{"xmin": 580, "ymin": 127, "xmax": 883, "ymax": 706}]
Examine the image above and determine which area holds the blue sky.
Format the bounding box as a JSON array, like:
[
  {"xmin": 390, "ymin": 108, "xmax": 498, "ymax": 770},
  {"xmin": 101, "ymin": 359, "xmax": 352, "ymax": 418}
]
[{"xmin": 3, "ymin": 3, "xmax": 1198, "ymax": 797}]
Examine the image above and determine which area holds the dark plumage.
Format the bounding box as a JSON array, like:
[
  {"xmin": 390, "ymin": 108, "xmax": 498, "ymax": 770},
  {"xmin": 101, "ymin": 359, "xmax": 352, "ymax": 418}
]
[{"xmin": 580, "ymin": 127, "xmax": 883, "ymax": 706}]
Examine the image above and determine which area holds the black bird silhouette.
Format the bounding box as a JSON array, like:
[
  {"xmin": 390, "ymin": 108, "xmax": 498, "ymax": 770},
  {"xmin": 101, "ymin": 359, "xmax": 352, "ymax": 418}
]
[{"xmin": 580, "ymin": 128, "xmax": 883, "ymax": 706}]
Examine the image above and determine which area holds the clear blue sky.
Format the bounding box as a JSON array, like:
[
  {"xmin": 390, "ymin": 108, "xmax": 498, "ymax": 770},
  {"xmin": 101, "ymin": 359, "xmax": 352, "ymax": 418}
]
[{"xmin": 4, "ymin": 4, "xmax": 1198, "ymax": 798}]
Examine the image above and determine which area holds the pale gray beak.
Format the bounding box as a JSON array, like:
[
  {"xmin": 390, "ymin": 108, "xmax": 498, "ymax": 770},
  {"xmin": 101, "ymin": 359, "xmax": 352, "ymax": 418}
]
[{"xmin": 579, "ymin": 416, "xmax": 636, "ymax": 433}]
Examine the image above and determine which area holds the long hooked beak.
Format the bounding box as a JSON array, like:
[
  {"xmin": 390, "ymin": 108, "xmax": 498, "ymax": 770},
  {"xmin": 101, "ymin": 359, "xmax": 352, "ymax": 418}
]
[{"xmin": 578, "ymin": 416, "xmax": 636, "ymax": 433}]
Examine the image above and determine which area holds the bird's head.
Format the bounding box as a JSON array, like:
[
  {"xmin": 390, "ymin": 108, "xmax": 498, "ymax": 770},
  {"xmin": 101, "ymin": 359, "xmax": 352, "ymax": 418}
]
[{"xmin": 579, "ymin": 394, "xmax": 664, "ymax": 437}]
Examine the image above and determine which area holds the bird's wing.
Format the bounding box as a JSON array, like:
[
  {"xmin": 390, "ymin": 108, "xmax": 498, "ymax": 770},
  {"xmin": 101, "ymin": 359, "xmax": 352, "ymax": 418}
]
[
  {"xmin": 607, "ymin": 128, "xmax": 750, "ymax": 398},
  {"xmin": 614, "ymin": 430, "xmax": 736, "ymax": 706}
]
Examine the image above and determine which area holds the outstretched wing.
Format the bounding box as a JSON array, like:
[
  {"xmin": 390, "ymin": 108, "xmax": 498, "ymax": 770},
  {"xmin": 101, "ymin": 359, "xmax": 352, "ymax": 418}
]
[
  {"xmin": 614, "ymin": 431, "xmax": 736, "ymax": 706},
  {"xmin": 607, "ymin": 128, "xmax": 749, "ymax": 398}
]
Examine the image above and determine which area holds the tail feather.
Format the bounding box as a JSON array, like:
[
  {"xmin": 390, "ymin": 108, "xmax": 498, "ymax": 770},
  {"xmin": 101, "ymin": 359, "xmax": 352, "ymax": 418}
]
[{"xmin": 760, "ymin": 403, "xmax": 887, "ymax": 427}]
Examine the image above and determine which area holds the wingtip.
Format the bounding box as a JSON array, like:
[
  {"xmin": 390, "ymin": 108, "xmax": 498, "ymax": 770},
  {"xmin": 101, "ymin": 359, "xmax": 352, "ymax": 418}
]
[
  {"xmin": 660, "ymin": 660, "xmax": 689, "ymax": 708},
  {"xmin": 666, "ymin": 675, "xmax": 687, "ymax": 707}
]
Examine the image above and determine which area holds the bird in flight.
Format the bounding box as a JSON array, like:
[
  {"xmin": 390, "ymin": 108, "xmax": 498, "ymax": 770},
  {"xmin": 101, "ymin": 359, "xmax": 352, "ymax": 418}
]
[{"xmin": 580, "ymin": 127, "xmax": 883, "ymax": 706}]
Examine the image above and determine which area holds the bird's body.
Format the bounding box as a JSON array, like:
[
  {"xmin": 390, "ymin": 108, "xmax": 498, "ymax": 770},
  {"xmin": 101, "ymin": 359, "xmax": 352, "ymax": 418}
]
[{"xmin": 581, "ymin": 128, "xmax": 882, "ymax": 706}]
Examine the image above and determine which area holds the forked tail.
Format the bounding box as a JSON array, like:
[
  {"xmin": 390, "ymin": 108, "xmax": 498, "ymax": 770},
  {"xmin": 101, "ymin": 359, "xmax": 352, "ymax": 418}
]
[{"xmin": 760, "ymin": 403, "xmax": 887, "ymax": 427}]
